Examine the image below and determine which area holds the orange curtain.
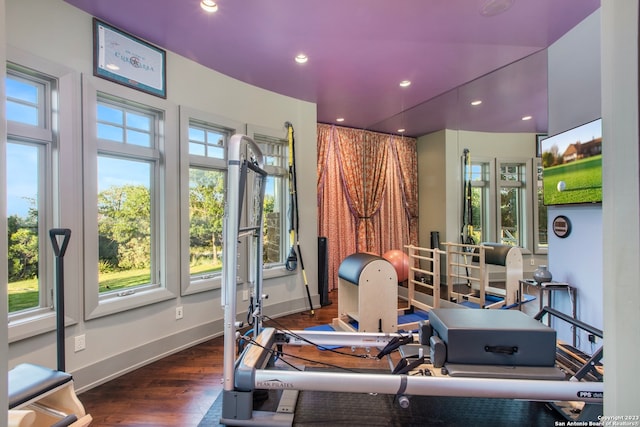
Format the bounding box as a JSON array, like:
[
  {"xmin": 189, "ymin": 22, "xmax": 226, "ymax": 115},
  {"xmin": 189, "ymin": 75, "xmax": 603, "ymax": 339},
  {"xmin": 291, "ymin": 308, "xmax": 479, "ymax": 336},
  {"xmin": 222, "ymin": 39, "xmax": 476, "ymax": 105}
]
[
  {"xmin": 317, "ymin": 125, "xmax": 357, "ymax": 291},
  {"xmin": 317, "ymin": 124, "xmax": 418, "ymax": 291}
]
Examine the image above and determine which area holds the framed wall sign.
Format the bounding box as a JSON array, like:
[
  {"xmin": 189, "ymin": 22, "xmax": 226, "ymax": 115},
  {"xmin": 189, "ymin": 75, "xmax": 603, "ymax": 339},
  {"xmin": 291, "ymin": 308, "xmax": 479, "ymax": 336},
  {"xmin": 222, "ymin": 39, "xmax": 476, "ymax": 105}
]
[
  {"xmin": 93, "ymin": 18, "xmax": 167, "ymax": 98},
  {"xmin": 552, "ymin": 215, "xmax": 572, "ymax": 238}
]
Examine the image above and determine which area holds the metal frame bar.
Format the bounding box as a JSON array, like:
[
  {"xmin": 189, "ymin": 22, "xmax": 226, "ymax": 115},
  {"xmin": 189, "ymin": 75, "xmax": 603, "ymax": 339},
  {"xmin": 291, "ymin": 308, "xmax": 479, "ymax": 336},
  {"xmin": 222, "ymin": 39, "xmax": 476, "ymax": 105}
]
[
  {"xmin": 239, "ymin": 327, "xmax": 603, "ymax": 404},
  {"xmin": 222, "ymin": 134, "xmax": 266, "ymax": 396}
]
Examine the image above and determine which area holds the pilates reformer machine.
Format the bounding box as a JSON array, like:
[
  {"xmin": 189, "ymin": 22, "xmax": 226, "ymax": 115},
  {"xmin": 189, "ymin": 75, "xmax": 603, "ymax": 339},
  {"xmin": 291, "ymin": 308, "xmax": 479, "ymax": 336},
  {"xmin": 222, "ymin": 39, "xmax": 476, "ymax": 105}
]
[
  {"xmin": 218, "ymin": 134, "xmax": 603, "ymax": 426},
  {"xmin": 8, "ymin": 230, "xmax": 92, "ymax": 427}
]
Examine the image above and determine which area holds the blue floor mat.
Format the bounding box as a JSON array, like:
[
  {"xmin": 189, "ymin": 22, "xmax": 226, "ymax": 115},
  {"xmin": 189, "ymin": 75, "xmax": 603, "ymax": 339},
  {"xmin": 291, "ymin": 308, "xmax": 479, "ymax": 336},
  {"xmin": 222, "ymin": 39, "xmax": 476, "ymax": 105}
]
[
  {"xmin": 303, "ymin": 324, "xmax": 341, "ymax": 350},
  {"xmin": 459, "ymin": 293, "xmax": 536, "ymax": 309}
]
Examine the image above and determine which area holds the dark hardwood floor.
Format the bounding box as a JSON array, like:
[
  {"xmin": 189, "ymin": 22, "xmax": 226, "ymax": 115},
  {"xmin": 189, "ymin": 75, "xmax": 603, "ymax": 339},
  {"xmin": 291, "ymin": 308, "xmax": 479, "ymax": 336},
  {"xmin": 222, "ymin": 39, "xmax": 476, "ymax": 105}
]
[{"xmin": 79, "ymin": 291, "xmax": 366, "ymax": 426}]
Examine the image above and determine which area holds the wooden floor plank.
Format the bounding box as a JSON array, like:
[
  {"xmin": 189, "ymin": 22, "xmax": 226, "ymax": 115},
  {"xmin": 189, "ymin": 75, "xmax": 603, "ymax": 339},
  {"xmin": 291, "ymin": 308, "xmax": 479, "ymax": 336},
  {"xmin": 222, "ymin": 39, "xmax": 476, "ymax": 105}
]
[{"xmin": 79, "ymin": 293, "xmax": 339, "ymax": 426}]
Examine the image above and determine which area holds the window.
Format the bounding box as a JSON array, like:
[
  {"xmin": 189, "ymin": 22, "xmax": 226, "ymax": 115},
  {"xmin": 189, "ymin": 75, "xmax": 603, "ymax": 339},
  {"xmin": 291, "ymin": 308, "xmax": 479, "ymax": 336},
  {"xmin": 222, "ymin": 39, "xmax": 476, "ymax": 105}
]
[
  {"xmin": 469, "ymin": 162, "xmax": 492, "ymax": 244},
  {"xmin": 498, "ymin": 162, "xmax": 527, "ymax": 247},
  {"xmin": 179, "ymin": 108, "xmax": 241, "ymax": 295},
  {"xmin": 469, "ymin": 158, "xmax": 537, "ymax": 250},
  {"xmin": 83, "ymin": 77, "xmax": 178, "ymax": 318},
  {"xmin": 252, "ymin": 132, "xmax": 289, "ymax": 267},
  {"xmin": 95, "ymin": 98, "xmax": 159, "ymax": 296},
  {"xmin": 5, "ymin": 65, "xmax": 55, "ymax": 320},
  {"xmin": 534, "ymin": 160, "xmax": 548, "ymax": 252}
]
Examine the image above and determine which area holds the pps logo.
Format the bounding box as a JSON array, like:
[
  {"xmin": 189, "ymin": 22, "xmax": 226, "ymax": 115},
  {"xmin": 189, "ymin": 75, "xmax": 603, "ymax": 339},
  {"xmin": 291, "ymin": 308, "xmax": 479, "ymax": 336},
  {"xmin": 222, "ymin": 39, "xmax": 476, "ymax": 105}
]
[{"xmin": 578, "ymin": 391, "xmax": 604, "ymax": 399}]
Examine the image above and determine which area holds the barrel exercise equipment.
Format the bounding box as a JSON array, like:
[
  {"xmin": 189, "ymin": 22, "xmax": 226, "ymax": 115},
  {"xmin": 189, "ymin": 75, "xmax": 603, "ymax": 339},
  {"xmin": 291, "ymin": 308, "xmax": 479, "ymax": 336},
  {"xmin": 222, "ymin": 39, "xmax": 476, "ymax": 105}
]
[{"xmin": 333, "ymin": 253, "xmax": 398, "ymax": 333}]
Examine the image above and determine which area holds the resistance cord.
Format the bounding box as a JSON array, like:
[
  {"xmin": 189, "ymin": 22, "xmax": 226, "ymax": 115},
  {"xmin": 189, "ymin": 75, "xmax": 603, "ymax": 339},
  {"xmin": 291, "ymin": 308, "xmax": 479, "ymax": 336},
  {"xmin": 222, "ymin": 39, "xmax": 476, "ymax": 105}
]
[{"xmin": 284, "ymin": 122, "xmax": 314, "ymax": 315}]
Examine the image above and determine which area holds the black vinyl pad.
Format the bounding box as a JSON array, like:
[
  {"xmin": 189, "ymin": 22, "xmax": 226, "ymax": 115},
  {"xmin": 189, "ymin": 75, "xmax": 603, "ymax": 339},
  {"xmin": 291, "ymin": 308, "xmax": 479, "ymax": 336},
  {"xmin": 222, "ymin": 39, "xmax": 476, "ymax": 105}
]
[{"xmin": 9, "ymin": 363, "xmax": 72, "ymax": 409}]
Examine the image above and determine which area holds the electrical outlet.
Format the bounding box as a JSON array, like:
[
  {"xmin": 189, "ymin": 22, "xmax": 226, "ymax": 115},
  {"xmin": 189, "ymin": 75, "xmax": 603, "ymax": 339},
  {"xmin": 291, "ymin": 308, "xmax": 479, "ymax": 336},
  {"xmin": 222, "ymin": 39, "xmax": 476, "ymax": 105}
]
[
  {"xmin": 530, "ymin": 258, "xmax": 535, "ymax": 266},
  {"xmin": 74, "ymin": 334, "xmax": 86, "ymax": 352},
  {"xmin": 242, "ymin": 290, "xmax": 249, "ymax": 301},
  {"xmin": 176, "ymin": 306, "xmax": 184, "ymax": 320}
]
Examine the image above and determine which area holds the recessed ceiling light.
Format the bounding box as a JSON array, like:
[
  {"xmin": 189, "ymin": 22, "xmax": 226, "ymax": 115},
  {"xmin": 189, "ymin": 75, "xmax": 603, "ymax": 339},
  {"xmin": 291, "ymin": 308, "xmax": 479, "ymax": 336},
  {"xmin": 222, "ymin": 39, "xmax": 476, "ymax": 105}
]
[
  {"xmin": 522, "ymin": 115, "xmax": 533, "ymax": 121},
  {"xmin": 336, "ymin": 117, "xmax": 345, "ymax": 122},
  {"xmin": 399, "ymin": 80, "xmax": 411, "ymax": 88},
  {"xmin": 397, "ymin": 128, "xmax": 406, "ymax": 133},
  {"xmin": 200, "ymin": 0, "xmax": 218, "ymax": 13},
  {"xmin": 470, "ymin": 100, "xmax": 482, "ymax": 106},
  {"xmin": 480, "ymin": 0, "xmax": 514, "ymax": 17},
  {"xmin": 295, "ymin": 54, "xmax": 308, "ymax": 64}
]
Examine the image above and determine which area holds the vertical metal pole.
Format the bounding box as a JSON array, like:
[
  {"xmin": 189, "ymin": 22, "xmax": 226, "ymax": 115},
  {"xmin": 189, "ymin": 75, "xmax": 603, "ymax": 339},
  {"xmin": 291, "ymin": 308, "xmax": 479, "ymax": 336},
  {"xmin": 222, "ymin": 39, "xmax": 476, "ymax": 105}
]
[
  {"xmin": 222, "ymin": 135, "xmax": 264, "ymax": 393},
  {"xmin": 222, "ymin": 137, "xmax": 241, "ymax": 393},
  {"xmin": 49, "ymin": 228, "xmax": 71, "ymax": 372}
]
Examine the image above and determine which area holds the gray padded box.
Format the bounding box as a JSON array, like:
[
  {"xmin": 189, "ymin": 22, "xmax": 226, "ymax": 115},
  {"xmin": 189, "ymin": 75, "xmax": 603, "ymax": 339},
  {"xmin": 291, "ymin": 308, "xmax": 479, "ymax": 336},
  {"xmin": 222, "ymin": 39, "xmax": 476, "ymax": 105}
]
[{"xmin": 429, "ymin": 308, "xmax": 556, "ymax": 367}]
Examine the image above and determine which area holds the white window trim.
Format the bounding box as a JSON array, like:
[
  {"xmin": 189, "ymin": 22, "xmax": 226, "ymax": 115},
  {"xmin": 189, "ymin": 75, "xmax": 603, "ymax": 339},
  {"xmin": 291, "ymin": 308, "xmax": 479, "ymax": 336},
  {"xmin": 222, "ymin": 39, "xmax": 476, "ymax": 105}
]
[
  {"xmin": 6, "ymin": 48, "xmax": 82, "ymax": 342},
  {"xmin": 82, "ymin": 75, "xmax": 179, "ymax": 320},
  {"xmin": 178, "ymin": 106, "xmax": 243, "ymax": 295}
]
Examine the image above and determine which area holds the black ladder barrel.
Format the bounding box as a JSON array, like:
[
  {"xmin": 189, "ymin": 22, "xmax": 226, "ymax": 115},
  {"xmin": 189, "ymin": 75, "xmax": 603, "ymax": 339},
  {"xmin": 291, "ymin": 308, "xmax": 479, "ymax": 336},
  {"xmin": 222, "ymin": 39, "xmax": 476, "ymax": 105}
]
[{"xmin": 49, "ymin": 228, "xmax": 71, "ymax": 372}]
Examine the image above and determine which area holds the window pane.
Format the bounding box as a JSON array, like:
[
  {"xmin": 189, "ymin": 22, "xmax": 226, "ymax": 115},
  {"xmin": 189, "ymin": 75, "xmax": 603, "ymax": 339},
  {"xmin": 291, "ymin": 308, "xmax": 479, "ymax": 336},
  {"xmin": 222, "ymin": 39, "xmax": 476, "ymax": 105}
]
[
  {"xmin": 126, "ymin": 112, "xmax": 152, "ymax": 147},
  {"xmin": 189, "ymin": 127, "xmax": 205, "ymax": 142},
  {"xmin": 7, "ymin": 142, "xmax": 41, "ymax": 312},
  {"xmin": 263, "ymin": 175, "xmax": 283, "ymax": 264},
  {"xmin": 189, "ymin": 168, "xmax": 225, "ymax": 278},
  {"xmin": 97, "ymin": 104, "xmax": 124, "ymax": 125},
  {"xmin": 256, "ymin": 134, "xmax": 287, "ymax": 169},
  {"xmin": 499, "ymin": 163, "xmax": 525, "ymax": 246},
  {"xmin": 97, "ymin": 123, "xmax": 124, "ymax": 142},
  {"xmin": 189, "ymin": 142, "xmax": 205, "ymax": 156},
  {"xmin": 97, "ymin": 103, "xmax": 152, "ymax": 147},
  {"xmin": 6, "ymin": 78, "xmax": 38, "ymax": 103},
  {"xmin": 500, "ymin": 187, "xmax": 520, "ymax": 245},
  {"xmin": 126, "ymin": 112, "xmax": 151, "ymax": 132},
  {"xmin": 188, "ymin": 123, "xmax": 226, "ymax": 159},
  {"xmin": 537, "ymin": 164, "xmax": 548, "ymax": 248},
  {"xmin": 97, "ymin": 156, "xmax": 152, "ymax": 293},
  {"xmin": 126, "ymin": 129, "xmax": 152, "ymax": 147},
  {"xmin": 470, "ymin": 163, "xmax": 488, "ymax": 244},
  {"xmin": 6, "ymin": 77, "xmax": 40, "ymax": 126}
]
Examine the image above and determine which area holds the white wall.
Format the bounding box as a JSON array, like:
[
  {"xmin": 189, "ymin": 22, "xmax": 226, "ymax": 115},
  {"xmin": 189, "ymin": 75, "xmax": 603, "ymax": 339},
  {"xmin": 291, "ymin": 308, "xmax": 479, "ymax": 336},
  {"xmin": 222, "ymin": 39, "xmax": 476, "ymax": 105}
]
[
  {"xmin": 4, "ymin": 0, "xmax": 318, "ymax": 392},
  {"xmin": 547, "ymin": 9, "xmax": 602, "ymax": 351}
]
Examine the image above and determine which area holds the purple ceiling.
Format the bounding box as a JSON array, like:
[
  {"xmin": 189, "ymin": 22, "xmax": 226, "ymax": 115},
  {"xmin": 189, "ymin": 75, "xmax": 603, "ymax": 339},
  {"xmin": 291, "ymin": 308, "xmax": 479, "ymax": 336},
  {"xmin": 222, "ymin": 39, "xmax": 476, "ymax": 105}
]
[{"xmin": 64, "ymin": 0, "xmax": 599, "ymax": 137}]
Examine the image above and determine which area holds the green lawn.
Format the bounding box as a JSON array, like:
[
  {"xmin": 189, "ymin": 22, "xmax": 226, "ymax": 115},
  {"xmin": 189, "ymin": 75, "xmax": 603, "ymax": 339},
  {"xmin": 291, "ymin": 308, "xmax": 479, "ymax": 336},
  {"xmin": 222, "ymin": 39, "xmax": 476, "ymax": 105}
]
[
  {"xmin": 543, "ymin": 155, "xmax": 602, "ymax": 205},
  {"xmin": 8, "ymin": 263, "xmax": 223, "ymax": 313},
  {"xmin": 8, "ymin": 277, "xmax": 38, "ymax": 312}
]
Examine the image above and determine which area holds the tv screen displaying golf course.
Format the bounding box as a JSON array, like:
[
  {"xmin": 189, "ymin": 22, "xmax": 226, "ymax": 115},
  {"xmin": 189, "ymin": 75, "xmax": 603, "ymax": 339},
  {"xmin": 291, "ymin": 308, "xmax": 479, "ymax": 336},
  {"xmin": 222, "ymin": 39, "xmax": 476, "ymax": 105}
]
[{"xmin": 541, "ymin": 118, "xmax": 602, "ymax": 206}]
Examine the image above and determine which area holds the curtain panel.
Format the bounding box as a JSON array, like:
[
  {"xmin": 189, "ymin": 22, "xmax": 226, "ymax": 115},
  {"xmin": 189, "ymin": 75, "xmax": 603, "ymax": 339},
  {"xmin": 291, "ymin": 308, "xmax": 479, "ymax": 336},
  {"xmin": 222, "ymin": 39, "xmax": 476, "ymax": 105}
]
[{"xmin": 317, "ymin": 124, "xmax": 418, "ymax": 291}]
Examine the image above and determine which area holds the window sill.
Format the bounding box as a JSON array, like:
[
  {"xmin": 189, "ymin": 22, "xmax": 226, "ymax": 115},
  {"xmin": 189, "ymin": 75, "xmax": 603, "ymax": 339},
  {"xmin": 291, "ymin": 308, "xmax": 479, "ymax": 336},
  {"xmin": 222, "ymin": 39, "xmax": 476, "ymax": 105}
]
[
  {"xmin": 8, "ymin": 310, "xmax": 77, "ymax": 343},
  {"xmin": 86, "ymin": 286, "xmax": 176, "ymax": 320}
]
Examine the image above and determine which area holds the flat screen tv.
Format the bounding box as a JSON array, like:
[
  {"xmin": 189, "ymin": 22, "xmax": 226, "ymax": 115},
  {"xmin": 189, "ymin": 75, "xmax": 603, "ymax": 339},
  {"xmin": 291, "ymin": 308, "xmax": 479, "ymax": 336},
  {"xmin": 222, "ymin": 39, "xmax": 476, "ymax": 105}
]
[{"xmin": 541, "ymin": 118, "xmax": 602, "ymax": 206}]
